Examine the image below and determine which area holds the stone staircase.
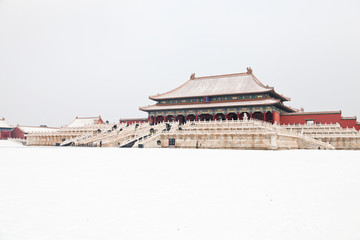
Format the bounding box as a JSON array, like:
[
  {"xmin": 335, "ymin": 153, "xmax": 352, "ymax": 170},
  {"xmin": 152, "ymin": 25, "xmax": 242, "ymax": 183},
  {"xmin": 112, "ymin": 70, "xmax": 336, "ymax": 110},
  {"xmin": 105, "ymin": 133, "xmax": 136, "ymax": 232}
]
[
  {"xmin": 135, "ymin": 119, "xmax": 336, "ymax": 150},
  {"xmin": 57, "ymin": 119, "xmax": 360, "ymax": 150}
]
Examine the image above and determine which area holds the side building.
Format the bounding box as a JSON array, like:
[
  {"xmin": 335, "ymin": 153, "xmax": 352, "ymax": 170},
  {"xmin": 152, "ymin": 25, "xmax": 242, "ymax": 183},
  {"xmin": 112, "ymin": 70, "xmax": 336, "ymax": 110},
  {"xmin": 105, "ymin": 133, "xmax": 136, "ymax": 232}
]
[
  {"xmin": 11, "ymin": 126, "xmax": 59, "ymax": 140},
  {"xmin": 0, "ymin": 118, "xmax": 13, "ymax": 139},
  {"xmin": 26, "ymin": 116, "xmax": 111, "ymax": 146}
]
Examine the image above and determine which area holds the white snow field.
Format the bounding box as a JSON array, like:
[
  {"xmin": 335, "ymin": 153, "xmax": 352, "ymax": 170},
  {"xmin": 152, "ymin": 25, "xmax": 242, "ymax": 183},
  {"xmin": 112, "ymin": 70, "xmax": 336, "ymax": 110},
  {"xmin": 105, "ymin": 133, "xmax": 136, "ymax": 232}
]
[
  {"xmin": 0, "ymin": 147, "xmax": 360, "ymax": 240},
  {"xmin": 0, "ymin": 140, "xmax": 24, "ymax": 148}
]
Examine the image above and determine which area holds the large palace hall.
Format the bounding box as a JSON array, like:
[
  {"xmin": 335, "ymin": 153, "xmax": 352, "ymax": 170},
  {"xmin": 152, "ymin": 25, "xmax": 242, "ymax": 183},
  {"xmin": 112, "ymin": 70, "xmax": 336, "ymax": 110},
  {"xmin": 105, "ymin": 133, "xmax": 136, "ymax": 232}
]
[{"xmin": 140, "ymin": 68, "xmax": 360, "ymax": 130}]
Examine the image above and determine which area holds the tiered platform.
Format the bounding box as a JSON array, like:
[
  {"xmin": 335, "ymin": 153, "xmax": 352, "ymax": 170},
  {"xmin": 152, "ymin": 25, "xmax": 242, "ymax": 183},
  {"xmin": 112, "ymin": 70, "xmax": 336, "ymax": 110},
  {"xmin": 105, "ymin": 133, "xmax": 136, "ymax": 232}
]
[{"xmin": 27, "ymin": 119, "xmax": 360, "ymax": 150}]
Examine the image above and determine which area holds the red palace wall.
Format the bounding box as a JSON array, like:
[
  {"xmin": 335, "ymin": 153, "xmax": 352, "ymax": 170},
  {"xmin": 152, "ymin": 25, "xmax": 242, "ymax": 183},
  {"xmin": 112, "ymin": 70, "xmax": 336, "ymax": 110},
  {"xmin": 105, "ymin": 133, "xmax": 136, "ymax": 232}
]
[
  {"xmin": 341, "ymin": 119, "xmax": 360, "ymax": 130},
  {"xmin": 280, "ymin": 112, "xmax": 360, "ymax": 131},
  {"xmin": 11, "ymin": 127, "xmax": 26, "ymax": 139},
  {"xmin": 281, "ymin": 113, "xmax": 342, "ymax": 125},
  {"xmin": 0, "ymin": 130, "xmax": 12, "ymax": 139}
]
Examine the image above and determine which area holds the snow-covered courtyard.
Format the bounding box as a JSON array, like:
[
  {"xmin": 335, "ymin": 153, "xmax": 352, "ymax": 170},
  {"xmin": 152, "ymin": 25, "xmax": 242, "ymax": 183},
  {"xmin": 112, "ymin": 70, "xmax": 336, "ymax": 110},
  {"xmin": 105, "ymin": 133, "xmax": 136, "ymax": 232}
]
[{"xmin": 1, "ymin": 142, "xmax": 360, "ymax": 239}]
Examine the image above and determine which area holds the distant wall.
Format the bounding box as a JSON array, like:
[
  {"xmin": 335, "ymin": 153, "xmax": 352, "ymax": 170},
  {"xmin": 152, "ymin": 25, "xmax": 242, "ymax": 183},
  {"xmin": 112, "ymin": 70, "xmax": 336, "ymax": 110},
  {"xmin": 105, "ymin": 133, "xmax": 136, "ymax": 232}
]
[
  {"xmin": 340, "ymin": 118, "xmax": 360, "ymax": 130},
  {"xmin": 280, "ymin": 112, "xmax": 360, "ymax": 130},
  {"xmin": 0, "ymin": 129, "xmax": 12, "ymax": 139}
]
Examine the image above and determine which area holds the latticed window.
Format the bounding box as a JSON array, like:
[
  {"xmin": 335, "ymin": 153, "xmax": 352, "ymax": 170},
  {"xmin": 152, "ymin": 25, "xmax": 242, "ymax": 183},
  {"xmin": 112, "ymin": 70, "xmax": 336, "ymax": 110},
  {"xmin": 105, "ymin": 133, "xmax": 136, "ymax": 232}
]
[{"xmin": 169, "ymin": 138, "xmax": 175, "ymax": 146}]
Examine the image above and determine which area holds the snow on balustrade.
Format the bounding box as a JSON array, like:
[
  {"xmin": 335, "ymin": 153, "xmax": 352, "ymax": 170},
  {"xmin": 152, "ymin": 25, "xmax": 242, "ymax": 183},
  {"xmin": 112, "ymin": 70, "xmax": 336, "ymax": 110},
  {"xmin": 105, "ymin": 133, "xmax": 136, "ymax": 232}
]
[
  {"xmin": 27, "ymin": 122, "xmax": 118, "ymax": 146},
  {"xmin": 26, "ymin": 118, "xmax": 360, "ymax": 149}
]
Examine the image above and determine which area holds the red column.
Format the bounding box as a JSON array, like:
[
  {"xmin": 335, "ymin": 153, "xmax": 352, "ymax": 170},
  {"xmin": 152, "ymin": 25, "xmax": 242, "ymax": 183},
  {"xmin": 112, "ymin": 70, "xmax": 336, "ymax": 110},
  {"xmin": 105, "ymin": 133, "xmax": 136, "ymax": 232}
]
[
  {"xmin": 272, "ymin": 111, "xmax": 280, "ymax": 124},
  {"xmin": 154, "ymin": 116, "xmax": 157, "ymax": 124},
  {"xmin": 250, "ymin": 112, "xmax": 253, "ymax": 119},
  {"xmin": 263, "ymin": 112, "xmax": 266, "ymax": 122},
  {"xmin": 213, "ymin": 114, "xmax": 215, "ymax": 121},
  {"xmin": 225, "ymin": 113, "xmax": 228, "ymax": 120},
  {"xmin": 184, "ymin": 115, "xmax": 187, "ymax": 121},
  {"xmin": 237, "ymin": 112, "xmax": 240, "ymax": 120},
  {"xmin": 164, "ymin": 115, "xmax": 167, "ymax": 122},
  {"xmin": 174, "ymin": 115, "xmax": 177, "ymax": 122},
  {"xmin": 196, "ymin": 114, "xmax": 198, "ymax": 121}
]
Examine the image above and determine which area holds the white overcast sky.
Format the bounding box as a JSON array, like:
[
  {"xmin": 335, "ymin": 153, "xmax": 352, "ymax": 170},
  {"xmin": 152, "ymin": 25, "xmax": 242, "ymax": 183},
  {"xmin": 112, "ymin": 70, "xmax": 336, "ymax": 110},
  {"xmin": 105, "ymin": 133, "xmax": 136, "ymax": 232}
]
[{"xmin": 0, "ymin": 0, "xmax": 359, "ymax": 127}]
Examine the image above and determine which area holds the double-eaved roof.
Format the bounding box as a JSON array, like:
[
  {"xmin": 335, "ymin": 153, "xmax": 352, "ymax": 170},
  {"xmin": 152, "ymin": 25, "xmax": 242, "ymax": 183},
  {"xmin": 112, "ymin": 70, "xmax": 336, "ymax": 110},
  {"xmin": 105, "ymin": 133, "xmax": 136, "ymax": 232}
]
[
  {"xmin": 141, "ymin": 70, "xmax": 294, "ymax": 112},
  {"xmin": 149, "ymin": 71, "xmax": 289, "ymax": 101}
]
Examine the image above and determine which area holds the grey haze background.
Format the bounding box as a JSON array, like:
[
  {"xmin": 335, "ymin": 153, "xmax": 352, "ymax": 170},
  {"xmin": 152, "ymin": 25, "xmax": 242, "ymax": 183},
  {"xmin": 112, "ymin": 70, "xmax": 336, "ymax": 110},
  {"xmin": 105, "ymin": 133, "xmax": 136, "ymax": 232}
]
[{"xmin": 0, "ymin": 0, "xmax": 359, "ymax": 127}]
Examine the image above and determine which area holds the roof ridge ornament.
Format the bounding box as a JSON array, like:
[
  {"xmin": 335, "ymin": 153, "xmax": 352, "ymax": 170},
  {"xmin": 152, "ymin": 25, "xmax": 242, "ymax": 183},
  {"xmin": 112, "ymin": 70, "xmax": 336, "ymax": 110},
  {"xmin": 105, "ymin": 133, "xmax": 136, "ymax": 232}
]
[
  {"xmin": 246, "ymin": 67, "xmax": 252, "ymax": 74},
  {"xmin": 190, "ymin": 73, "xmax": 196, "ymax": 80}
]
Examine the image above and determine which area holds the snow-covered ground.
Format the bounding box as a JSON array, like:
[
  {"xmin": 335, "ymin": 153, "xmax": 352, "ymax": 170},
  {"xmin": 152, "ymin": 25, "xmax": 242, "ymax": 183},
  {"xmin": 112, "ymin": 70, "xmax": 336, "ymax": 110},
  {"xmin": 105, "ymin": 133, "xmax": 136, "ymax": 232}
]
[
  {"xmin": 0, "ymin": 140, "xmax": 24, "ymax": 148},
  {"xmin": 0, "ymin": 146, "xmax": 360, "ymax": 240}
]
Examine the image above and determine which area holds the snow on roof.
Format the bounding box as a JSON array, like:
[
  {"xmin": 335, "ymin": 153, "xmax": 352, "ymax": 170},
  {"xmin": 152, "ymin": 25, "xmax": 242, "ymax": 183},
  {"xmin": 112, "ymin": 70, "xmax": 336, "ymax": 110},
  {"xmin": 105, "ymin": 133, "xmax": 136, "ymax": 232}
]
[
  {"xmin": 281, "ymin": 111, "xmax": 342, "ymax": 116},
  {"xmin": 342, "ymin": 117, "xmax": 357, "ymax": 120},
  {"xmin": 17, "ymin": 126, "xmax": 59, "ymax": 134},
  {"xmin": 66, "ymin": 116, "xmax": 103, "ymax": 128},
  {"xmin": 0, "ymin": 118, "xmax": 12, "ymax": 129},
  {"xmin": 150, "ymin": 71, "xmax": 280, "ymax": 100},
  {"xmin": 141, "ymin": 99, "xmax": 284, "ymax": 111}
]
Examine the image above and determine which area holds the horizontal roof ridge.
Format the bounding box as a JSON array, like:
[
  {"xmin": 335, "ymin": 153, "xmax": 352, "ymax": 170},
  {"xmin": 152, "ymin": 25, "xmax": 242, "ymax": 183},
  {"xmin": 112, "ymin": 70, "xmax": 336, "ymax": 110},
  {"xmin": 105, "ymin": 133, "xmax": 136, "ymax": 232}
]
[
  {"xmin": 193, "ymin": 72, "xmax": 249, "ymax": 80},
  {"xmin": 281, "ymin": 111, "xmax": 342, "ymax": 116},
  {"xmin": 17, "ymin": 125, "xmax": 59, "ymax": 129},
  {"xmin": 76, "ymin": 116, "xmax": 100, "ymax": 119},
  {"xmin": 342, "ymin": 116, "xmax": 357, "ymax": 120}
]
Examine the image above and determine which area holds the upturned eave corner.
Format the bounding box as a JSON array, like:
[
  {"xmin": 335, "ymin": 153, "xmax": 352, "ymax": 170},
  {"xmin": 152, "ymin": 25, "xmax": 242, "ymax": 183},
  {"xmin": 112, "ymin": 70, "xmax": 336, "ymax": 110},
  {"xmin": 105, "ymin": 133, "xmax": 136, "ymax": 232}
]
[{"xmin": 139, "ymin": 106, "xmax": 149, "ymax": 112}]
